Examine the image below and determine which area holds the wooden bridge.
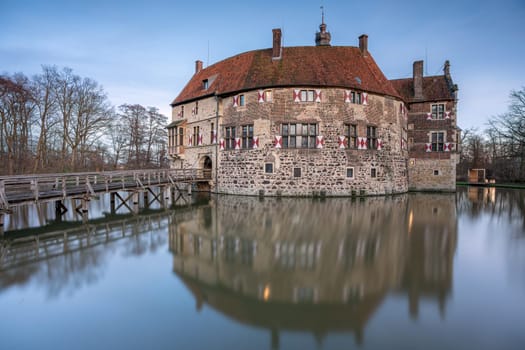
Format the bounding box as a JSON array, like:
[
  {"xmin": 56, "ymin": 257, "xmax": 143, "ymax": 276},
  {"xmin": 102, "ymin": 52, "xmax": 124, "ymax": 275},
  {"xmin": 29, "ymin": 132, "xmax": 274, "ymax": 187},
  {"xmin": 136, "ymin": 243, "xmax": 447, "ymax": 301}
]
[{"xmin": 0, "ymin": 168, "xmax": 211, "ymax": 235}]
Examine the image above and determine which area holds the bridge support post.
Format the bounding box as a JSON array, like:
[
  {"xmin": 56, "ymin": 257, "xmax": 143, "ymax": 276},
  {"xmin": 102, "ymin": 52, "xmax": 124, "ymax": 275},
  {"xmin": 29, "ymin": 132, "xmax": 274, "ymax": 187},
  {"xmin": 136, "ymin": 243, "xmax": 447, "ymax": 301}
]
[
  {"xmin": 163, "ymin": 186, "xmax": 170, "ymax": 208},
  {"xmin": 170, "ymin": 187, "xmax": 176, "ymax": 206},
  {"xmin": 187, "ymin": 183, "xmax": 192, "ymax": 195},
  {"xmin": 55, "ymin": 200, "xmax": 67, "ymax": 222},
  {"xmin": 143, "ymin": 190, "xmax": 149, "ymax": 209},
  {"xmin": 81, "ymin": 197, "xmax": 89, "ymax": 223},
  {"xmin": 0, "ymin": 212, "xmax": 4, "ymax": 237},
  {"xmin": 132, "ymin": 192, "xmax": 139, "ymax": 214},
  {"xmin": 110, "ymin": 193, "xmax": 116, "ymax": 214}
]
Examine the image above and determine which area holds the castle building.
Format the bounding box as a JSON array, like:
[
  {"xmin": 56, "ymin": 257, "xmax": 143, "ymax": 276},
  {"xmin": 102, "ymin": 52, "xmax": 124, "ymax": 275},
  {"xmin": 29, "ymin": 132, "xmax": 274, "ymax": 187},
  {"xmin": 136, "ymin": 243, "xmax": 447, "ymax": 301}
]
[{"xmin": 167, "ymin": 22, "xmax": 459, "ymax": 196}]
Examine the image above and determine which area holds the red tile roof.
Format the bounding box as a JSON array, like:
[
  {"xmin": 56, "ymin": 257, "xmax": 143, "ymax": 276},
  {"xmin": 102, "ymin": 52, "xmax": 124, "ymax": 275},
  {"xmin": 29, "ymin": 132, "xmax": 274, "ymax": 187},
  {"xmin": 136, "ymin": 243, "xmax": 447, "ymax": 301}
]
[
  {"xmin": 171, "ymin": 46, "xmax": 402, "ymax": 105},
  {"xmin": 390, "ymin": 76, "xmax": 455, "ymax": 102}
]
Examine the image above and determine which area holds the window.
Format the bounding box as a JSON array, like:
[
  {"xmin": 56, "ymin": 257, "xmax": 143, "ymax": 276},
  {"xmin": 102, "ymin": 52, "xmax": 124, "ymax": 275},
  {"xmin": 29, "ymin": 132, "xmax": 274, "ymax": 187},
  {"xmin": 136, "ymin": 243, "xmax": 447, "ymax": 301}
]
[
  {"xmin": 241, "ymin": 124, "xmax": 253, "ymax": 149},
  {"xmin": 371, "ymin": 168, "xmax": 377, "ymax": 178},
  {"xmin": 344, "ymin": 123, "xmax": 357, "ymax": 149},
  {"xmin": 346, "ymin": 167, "xmax": 354, "ymax": 178},
  {"xmin": 168, "ymin": 127, "xmax": 176, "ymax": 153},
  {"xmin": 225, "ymin": 126, "xmax": 236, "ymax": 149},
  {"xmin": 265, "ymin": 163, "xmax": 274, "ymax": 174},
  {"xmin": 239, "ymin": 94, "xmax": 245, "ymax": 106},
  {"xmin": 431, "ymin": 131, "xmax": 445, "ymax": 151},
  {"xmin": 434, "ymin": 170, "xmax": 440, "ymax": 176},
  {"xmin": 293, "ymin": 168, "xmax": 302, "ymax": 177},
  {"xmin": 203, "ymin": 79, "xmax": 209, "ymax": 90},
  {"xmin": 194, "ymin": 101, "xmax": 199, "ymax": 115},
  {"xmin": 367, "ymin": 126, "xmax": 377, "ymax": 150},
  {"xmin": 180, "ymin": 105, "xmax": 184, "ymax": 118},
  {"xmin": 299, "ymin": 90, "xmax": 315, "ymax": 102},
  {"xmin": 281, "ymin": 123, "xmax": 318, "ymax": 149},
  {"xmin": 178, "ymin": 127, "xmax": 184, "ymax": 146},
  {"xmin": 210, "ymin": 123, "xmax": 215, "ymax": 143},
  {"xmin": 264, "ymin": 90, "xmax": 273, "ymax": 102},
  {"xmin": 193, "ymin": 126, "xmax": 200, "ymax": 146},
  {"xmin": 352, "ymin": 91, "xmax": 362, "ymax": 104},
  {"xmin": 431, "ymin": 104, "xmax": 445, "ymax": 120}
]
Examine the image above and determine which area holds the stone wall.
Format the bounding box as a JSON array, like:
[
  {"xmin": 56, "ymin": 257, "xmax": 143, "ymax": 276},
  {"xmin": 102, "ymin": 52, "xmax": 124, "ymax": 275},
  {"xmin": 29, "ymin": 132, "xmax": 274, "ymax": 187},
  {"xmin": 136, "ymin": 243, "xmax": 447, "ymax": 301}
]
[
  {"xmin": 407, "ymin": 99, "xmax": 458, "ymax": 191},
  {"xmin": 171, "ymin": 96, "xmax": 220, "ymax": 186},
  {"xmin": 216, "ymin": 87, "xmax": 408, "ymax": 196},
  {"xmin": 408, "ymin": 158, "xmax": 456, "ymax": 192}
]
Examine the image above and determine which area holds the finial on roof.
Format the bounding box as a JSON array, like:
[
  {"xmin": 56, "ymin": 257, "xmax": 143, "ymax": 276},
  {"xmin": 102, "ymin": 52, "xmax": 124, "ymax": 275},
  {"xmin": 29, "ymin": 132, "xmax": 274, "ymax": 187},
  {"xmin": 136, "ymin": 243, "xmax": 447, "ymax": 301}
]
[{"xmin": 315, "ymin": 6, "xmax": 331, "ymax": 46}]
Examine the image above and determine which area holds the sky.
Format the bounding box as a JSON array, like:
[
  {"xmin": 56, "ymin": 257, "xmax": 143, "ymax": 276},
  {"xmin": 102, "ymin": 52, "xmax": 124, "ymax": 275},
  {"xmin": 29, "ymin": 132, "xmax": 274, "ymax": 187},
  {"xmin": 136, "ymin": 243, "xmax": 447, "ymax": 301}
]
[{"xmin": 1, "ymin": 0, "xmax": 524, "ymax": 131}]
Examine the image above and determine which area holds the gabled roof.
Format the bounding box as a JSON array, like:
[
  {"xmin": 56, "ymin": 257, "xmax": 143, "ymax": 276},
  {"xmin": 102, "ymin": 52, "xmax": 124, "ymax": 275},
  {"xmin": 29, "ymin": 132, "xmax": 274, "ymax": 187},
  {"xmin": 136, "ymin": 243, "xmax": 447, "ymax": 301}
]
[
  {"xmin": 171, "ymin": 46, "xmax": 402, "ymax": 106},
  {"xmin": 390, "ymin": 75, "xmax": 455, "ymax": 103}
]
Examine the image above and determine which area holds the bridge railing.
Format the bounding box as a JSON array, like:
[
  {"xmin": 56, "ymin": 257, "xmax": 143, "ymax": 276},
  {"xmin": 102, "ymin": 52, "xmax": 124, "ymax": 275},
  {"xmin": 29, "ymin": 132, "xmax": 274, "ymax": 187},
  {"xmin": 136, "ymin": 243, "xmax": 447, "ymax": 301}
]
[{"xmin": 0, "ymin": 168, "xmax": 204, "ymax": 209}]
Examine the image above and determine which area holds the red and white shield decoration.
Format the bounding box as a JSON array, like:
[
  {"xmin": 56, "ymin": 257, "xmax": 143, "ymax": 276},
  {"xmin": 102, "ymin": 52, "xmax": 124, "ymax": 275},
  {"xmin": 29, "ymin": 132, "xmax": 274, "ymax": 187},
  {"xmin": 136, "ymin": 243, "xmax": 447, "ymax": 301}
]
[
  {"xmin": 188, "ymin": 135, "xmax": 193, "ymax": 146},
  {"xmin": 234, "ymin": 137, "xmax": 241, "ymax": 150},
  {"xmin": 362, "ymin": 93, "xmax": 368, "ymax": 105},
  {"xmin": 232, "ymin": 96, "xmax": 239, "ymax": 107},
  {"xmin": 314, "ymin": 90, "xmax": 322, "ymax": 103},
  {"xmin": 358, "ymin": 137, "xmax": 367, "ymax": 150},
  {"xmin": 426, "ymin": 112, "xmax": 432, "ymax": 120},
  {"xmin": 252, "ymin": 136, "xmax": 259, "ymax": 149},
  {"xmin": 258, "ymin": 90, "xmax": 265, "ymax": 103},
  {"xmin": 212, "ymin": 130, "xmax": 217, "ymax": 144},
  {"xmin": 377, "ymin": 139, "xmax": 383, "ymax": 151},
  {"xmin": 344, "ymin": 90, "xmax": 351, "ymax": 103},
  {"xmin": 198, "ymin": 133, "xmax": 203, "ymax": 146},
  {"xmin": 316, "ymin": 135, "xmax": 324, "ymax": 149},
  {"xmin": 274, "ymin": 135, "xmax": 282, "ymax": 149},
  {"xmin": 445, "ymin": 111, "xmax": 451, "ymax": 119},
  {"xmin": 338, "ymin": 136, "xmax": 347, "ymax": 149},
  {"xmin": 444, "ymin": 142, "xmax": 453, "ymax": 152},
  {"xmin": 219, "ymin": 138, "xmax": 225, "ymax": 150},
  {"xmin": 192, "ymin": 107, "xmax": 196, "ymax": 115},
  {"xmin": 177, "ymin": 110, "xmax": 182, "ymax": 117},
  {"xmin": 293, "ymin": 89, "xmax": 301, "ymax": 102},
  {"xmin": 425, "ymin": 143, "xmax": 432, "ymax": 152}
]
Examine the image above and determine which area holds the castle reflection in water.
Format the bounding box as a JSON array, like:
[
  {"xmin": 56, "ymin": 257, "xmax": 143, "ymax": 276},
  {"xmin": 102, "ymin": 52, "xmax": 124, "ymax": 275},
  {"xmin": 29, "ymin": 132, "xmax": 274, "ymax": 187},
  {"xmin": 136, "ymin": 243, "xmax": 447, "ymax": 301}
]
[{"xmin": 168, "ymin": 193, "xmax": 457, "ymax": 346}]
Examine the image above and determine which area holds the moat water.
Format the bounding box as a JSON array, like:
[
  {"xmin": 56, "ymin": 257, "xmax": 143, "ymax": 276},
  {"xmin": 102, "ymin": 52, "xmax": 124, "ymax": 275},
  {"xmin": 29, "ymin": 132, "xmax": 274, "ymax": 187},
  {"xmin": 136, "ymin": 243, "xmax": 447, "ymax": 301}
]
[{"xmin": 1, "ymin": 187, "xmax": 524, "ymax": 350}]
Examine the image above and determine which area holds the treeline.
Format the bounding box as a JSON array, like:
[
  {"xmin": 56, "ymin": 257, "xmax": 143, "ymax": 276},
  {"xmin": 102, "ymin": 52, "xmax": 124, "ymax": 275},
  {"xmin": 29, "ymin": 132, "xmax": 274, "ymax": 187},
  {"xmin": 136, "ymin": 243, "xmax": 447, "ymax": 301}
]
[
  {"xmin": 458, "ymin": 87, "xmax": 525, "ymax": 182},
  {"xmin": 0, "ymin": 66, "xmax": 167, "ymax": 175}
]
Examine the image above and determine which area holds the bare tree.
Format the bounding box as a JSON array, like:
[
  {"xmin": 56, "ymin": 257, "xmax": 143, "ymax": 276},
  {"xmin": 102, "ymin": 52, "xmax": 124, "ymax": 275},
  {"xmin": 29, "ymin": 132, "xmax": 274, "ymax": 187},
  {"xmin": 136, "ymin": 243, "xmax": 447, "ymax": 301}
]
[
  {"xmin": 118, "ymin": 104, "xmax": 147, "ymax": 168},
  {"xmin": 0, "ymin": 73, "xmax": 36, "ymax": 174},
  {"xmin": 487, "ymin": 87, "xmax": 525, "ymax": 181},
  {"xmin": 32, "ymin": 66, "xmax": 60, "ymax": 172},
  {"xmin": 145, "ymin": 107, "xmax": 167, "ymax": 167}
]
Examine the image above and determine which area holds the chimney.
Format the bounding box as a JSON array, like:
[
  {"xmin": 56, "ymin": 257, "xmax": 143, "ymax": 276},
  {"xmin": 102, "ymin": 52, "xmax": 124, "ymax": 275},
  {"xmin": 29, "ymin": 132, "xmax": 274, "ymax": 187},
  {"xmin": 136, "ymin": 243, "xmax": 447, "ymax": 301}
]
[
  {"xmin": 195, "ymin": 60, "xmax": 203, "ymax": 74},
  {"xmin": 272, "ymin": 28, "xmax": 282, "ymax": 60},
  {"xmin": 359, "ymin": 34, "xmax": 368, "ymax": 56},
  {"xmin": 413, "ymin": 60, "xmax": 423, "ymax": 99}
]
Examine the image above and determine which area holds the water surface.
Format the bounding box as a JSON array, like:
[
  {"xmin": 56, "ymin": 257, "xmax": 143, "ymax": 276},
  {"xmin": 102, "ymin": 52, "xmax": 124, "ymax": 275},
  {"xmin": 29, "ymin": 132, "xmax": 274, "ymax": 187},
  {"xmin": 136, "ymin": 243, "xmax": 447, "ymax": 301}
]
[{"xmin": 1, "ymin": 187, "xmax": 524, "ymax": 349}]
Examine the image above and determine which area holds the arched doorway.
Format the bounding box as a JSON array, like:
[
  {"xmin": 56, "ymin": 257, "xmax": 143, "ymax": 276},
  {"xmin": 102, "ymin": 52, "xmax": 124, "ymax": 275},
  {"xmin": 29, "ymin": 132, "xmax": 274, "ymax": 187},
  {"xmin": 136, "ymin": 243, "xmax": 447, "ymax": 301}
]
[{"xmin": 202, "ymin": 156, "xmax": 212, "ymax": 179}]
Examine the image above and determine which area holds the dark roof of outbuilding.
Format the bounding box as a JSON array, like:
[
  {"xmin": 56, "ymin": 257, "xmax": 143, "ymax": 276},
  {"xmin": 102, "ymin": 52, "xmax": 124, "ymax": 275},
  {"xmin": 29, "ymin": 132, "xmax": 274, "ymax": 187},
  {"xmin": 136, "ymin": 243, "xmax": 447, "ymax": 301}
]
[
  {"xmin": 390, "ymin": 75, "xmax": 455, "ymax": 102},
  {"xmin": 171, "ymin": 46, "xmax": 402, "ymax": 105}
]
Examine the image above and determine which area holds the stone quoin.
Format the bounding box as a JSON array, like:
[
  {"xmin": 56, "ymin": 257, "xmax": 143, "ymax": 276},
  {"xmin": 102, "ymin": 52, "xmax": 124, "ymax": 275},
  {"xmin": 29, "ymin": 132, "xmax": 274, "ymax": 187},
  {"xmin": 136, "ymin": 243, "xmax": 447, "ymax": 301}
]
[{"xmin": 167, "ymin": 21, "xmax": 459, "ymax": 196}]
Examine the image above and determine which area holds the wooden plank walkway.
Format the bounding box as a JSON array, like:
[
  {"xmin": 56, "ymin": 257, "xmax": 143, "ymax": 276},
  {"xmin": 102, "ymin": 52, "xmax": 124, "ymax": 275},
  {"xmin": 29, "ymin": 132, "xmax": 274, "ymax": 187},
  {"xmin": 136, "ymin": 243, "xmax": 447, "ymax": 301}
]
[{"xmin": 0, "ymin": 168, "xmax": 209, "ymax": 211}]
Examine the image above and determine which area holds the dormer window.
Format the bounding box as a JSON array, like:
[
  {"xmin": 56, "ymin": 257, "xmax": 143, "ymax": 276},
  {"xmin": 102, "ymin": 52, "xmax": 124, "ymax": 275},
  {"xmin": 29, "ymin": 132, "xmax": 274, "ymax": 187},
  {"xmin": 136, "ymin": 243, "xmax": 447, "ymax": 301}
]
[{"xmin": 203, "ymin": 79, "xmax": 209, "ymax": 90}]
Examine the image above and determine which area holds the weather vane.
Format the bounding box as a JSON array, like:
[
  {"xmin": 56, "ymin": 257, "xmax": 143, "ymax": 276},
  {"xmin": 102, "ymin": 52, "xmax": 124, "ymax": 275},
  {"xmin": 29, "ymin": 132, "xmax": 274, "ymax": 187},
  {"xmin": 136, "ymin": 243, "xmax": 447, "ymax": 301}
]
[{"xmin": 320, "ymin": 5, "xmax": 325, "ymax": 24}]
